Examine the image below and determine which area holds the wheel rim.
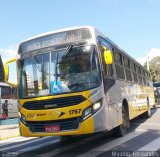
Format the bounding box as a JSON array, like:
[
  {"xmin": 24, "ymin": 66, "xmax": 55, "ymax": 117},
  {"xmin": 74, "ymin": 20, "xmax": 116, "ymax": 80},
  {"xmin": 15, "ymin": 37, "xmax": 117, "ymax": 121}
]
[
  {"xmin": 121, "ymin": 107, "xmax": 128, "ymax": 135},
  {"xmin": 147, "ymin": 99, "xmax": 151, "ymax": 117}
]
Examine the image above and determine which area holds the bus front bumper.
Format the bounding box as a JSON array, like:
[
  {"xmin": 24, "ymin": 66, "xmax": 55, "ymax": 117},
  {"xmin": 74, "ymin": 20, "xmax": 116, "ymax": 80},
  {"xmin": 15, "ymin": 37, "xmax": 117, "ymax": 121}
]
[{"xmin": 19, "ymin": 116, "xmax": 95, "ymax": 137}]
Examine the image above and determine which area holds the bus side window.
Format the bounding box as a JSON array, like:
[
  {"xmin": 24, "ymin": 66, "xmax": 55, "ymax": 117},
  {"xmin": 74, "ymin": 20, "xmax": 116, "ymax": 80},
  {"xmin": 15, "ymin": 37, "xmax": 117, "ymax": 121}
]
[
  {"xmin": 1, "ymin": 86, "xmax": 12, "ymax": 99},
  {"xmin": 123, "ymin": 56, "xmax": 132, "ymax": 82},
  {"xmin": 113, "ymin": 50, "xmax": 125, "ymax": 80},
  {"xmin": 97, "ymin": 36, "xmax": 114, "ymax": 78}
]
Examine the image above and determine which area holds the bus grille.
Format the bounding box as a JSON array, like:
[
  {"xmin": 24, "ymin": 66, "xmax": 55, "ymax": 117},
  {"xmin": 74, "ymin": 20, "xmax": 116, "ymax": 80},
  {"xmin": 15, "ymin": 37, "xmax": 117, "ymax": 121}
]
[
  {"xmin": 27, "ymin": 117, "xmax": 81, "ymax": 132},
  {"xmin": 23, "ymin": 95, "xmax": 86, "ymax": 110}
]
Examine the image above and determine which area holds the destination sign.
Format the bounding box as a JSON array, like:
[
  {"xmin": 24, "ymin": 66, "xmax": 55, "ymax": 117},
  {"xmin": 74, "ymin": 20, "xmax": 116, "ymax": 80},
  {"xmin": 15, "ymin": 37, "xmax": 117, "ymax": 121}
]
[{"xmin": 19, "ymin": 28, "xmax": 91, "ymax": 53}]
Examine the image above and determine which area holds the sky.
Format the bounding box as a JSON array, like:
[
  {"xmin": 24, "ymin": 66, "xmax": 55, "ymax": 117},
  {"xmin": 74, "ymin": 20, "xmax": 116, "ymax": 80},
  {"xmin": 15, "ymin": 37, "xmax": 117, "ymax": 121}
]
[{"xmin": 0, "ymin": 0, "xmax": 160, "ymax": 64}]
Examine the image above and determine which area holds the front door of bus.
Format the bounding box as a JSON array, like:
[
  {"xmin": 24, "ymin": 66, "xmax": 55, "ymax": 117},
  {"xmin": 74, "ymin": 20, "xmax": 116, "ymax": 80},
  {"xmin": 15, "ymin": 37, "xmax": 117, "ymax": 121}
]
[{"xmin": 98, "ymin": 37, "xmax": 118, "ymax": 129}]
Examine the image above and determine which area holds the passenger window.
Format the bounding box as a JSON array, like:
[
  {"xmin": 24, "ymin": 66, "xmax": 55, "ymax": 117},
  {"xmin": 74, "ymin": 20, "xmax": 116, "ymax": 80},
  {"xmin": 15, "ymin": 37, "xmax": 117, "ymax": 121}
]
[
  {"xmin": 113, "ymin": 50, "xmax": 125, "ymax": 80},
  {"xmin": 131, "ymin": 63, "xmax": 136, "ymax": 72},
  {"xmin": 98, "ymin": 36, "xmax": 114, "ymax": 77},
  {"xmin": 124, "ymin": 57, "xmax": 130, "ymax": 69},
  {"xmin": 124, "ymin": 57, "xmax": 132, "ymax": 82},
  {"xmin": 131, "ymin": 62, "xmax": 138, "ymax": 83},
  {"xmin": 114, "ymin": 51, "xmax": 123, "ymax": 65}
]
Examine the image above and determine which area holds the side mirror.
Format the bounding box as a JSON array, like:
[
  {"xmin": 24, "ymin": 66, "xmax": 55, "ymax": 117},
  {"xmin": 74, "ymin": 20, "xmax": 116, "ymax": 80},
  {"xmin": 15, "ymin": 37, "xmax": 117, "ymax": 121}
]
[
  {"xmin": 4, "ymin": 58, "xmax": 17, "ymax": 88},
  {"xmin": 4, "ymin": 64, "xmax": 9, "ymax": 81},
  {"xmin": 102, "ymin": 46, "xmax": 113, "ymax": 65}
]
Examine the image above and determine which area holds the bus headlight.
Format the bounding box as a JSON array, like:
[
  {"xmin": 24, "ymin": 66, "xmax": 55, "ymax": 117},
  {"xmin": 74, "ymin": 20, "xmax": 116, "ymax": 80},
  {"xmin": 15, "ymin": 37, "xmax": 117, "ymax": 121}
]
[
  {"xmin": 83, "ymin": 107, "xmax": 92, "ymax": 120},
  {"xmin": 93, "ymin": 102, "xmax": 101, "ymax": 112},
  {"xmin": 20, "ymin": 114, "xmax": 27, "ymax": 125},
  {"xmin": 83, "ymin": 101, "xmax": 102, "ymax": 121}
]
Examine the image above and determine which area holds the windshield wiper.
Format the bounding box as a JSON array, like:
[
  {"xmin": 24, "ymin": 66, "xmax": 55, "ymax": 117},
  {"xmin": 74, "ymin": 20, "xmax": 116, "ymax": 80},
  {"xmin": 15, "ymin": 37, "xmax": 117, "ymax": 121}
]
[
  {"xmin": 55, "ymin": 45, "xmax": 73, "ymax": 84},
  {"xmin": 65, "ymin": 45, "xmax": 73, "ymax": 54},
  {"xmin": 58, "ymin": 45, "xmax": 73, "ymax": 64},
  {"xmin": 30, "ymin": 52, "xmax": 42, "ymax": 72}
]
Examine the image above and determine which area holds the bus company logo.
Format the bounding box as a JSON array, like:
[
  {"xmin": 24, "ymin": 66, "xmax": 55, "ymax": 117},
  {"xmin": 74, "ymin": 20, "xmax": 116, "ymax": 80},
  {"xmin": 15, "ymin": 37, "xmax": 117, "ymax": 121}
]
[
  {"xmin": 36, "ymin": 113, "xmax": 46, "ymax": 116},
  {"xmin": 48, "ymin": 111, "xmax": 65, "ymax": 118},
  {"xmin": 27, "ymin": 114, "xmax": 36, "ymax": 119},
  {"xmin": 45, "ymin": 104, "xmax": 58, "ymax": 109},
  {"xmin": 49, "ymin": 112, "xmax": 54, "ymax": 118},
  {"xmin": 55, "ymin": 111, "xmax": 66, "ymax": 118}
]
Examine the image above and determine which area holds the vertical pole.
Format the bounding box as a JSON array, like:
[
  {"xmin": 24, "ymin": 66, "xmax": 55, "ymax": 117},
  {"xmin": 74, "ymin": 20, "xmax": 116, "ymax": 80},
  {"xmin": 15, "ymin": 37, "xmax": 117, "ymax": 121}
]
[{"xmin": 147, "ymin": 56, "xmax": 150, "ymax": 71}]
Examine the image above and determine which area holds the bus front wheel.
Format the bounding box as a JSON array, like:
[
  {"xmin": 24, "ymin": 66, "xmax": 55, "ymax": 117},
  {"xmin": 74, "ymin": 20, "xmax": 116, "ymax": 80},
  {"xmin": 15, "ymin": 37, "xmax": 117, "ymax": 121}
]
[{"xmin": 114, "ymin": 105, "xmax": 130, "ymax": 137}]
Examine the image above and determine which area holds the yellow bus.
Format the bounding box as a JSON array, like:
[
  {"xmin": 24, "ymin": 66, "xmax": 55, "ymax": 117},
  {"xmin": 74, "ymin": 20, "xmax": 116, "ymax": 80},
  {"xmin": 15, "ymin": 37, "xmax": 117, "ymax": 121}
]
[{"xmin": 3, "ymin": 26, "xmax": 155, "ymax": 137}]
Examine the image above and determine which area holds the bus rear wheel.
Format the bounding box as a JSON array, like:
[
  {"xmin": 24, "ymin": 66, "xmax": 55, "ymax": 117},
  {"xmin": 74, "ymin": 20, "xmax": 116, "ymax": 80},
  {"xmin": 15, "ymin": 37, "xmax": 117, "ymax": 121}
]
[
  {"xmin": 114, "ymin": 105, "xmax": 130, "ymax": 137},
  {"xmin": 143, "ymin": 99, "xmax": 151, "ymax": 118}
]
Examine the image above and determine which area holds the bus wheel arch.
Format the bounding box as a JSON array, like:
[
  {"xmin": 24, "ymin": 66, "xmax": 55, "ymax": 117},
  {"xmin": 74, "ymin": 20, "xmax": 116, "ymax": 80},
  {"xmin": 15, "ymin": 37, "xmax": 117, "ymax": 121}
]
[
  {"xmin": 122, "ymin": 99, "xmax": 129, "ymax": 120},
  {"xmin": 122, "ymin": 99, "xmax": 130, "ymax": 129},
  {"xmin": 143, "ymin": 97, "xmax": 151, "ymax": 118},
  {"xmin": 114, "ymin": 99, "xmax": 130, "ymax": 137}
]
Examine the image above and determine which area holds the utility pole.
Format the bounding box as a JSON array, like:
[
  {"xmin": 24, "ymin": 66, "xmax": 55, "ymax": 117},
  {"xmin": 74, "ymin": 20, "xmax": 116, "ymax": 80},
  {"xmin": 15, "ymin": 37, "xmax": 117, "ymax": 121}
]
[{"xmin": 147, "ymin": 56, "xmax": 150, "ymax": 71}]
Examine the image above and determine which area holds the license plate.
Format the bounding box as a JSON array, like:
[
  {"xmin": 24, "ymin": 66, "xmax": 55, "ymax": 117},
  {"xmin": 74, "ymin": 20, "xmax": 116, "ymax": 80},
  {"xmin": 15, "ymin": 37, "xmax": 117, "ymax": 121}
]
[{"xmin": 45, "ymin": 125, "xmax": 60, "ymax": 132}]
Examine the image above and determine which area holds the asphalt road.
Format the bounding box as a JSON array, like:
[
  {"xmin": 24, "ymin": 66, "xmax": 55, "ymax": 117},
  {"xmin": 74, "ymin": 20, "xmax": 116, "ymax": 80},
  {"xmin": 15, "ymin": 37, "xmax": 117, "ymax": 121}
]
[{"xmin": 1, "ymin": 107, "xmax": 160, "ymax": 157}]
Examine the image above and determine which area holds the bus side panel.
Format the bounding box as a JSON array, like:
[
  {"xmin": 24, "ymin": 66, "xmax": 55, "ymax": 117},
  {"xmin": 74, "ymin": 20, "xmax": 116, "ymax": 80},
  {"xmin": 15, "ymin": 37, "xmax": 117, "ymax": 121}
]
[
  {"xmin": 106, "ymin": 80, "xmax": 123, "ymax": 129},
  {"xmin": 89, "ymin": 86, "xmax": 111, "ymax": 132}
]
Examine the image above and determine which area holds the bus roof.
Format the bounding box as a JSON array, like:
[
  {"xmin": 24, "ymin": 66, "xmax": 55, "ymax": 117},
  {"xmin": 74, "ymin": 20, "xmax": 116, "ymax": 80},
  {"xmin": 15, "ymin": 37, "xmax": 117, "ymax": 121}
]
[
  {"xmin": 19, "ymin": 25, "xmax": 147, "ymax": 72},
  {"xmin": 20, "ymin": 26, "xmax": 95, "ymax": 44}
]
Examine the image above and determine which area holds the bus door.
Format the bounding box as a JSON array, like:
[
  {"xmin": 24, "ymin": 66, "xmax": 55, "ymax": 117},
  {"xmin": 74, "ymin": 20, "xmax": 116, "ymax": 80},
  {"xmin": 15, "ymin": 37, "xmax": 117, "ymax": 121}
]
[{"xmin": 98, "ymin": 37, "xmax": 118, "ymax": 129}]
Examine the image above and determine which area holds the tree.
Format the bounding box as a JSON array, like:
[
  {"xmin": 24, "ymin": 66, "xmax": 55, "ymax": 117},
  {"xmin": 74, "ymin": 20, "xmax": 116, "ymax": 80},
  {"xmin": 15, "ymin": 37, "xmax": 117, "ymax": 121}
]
[{"xmin": 144, "ymin": 56, "xmax": 160, "ymax": 82}]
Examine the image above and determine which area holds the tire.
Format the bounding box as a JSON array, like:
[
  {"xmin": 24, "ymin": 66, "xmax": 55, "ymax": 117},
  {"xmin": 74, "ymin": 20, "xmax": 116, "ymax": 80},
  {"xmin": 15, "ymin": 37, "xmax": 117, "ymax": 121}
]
[
  {"xmin": 114, "ymin": 105, "xmax": 130, "ymax": 137},
  {"xmin": 143, "ymin": 99, "xmax": 151, "ymax": 118},
  {"xmin": 154, "ymin": 103, "xmax": 158, "ymax": 109}
]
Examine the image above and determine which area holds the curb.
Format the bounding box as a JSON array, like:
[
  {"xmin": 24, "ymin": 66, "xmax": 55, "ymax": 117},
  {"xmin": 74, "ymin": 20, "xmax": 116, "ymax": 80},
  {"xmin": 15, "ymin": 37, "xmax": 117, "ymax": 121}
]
[
  {"xmin": 0, "ymin": 118, "xmax": 19, "ymax": 125},
  {"xmin": 0, "ymin": 134, "xmax": 20, "ymax": 140},
  {"xmin": 0, "ymin": 126, "xmax": 19, "ymax": 130}
]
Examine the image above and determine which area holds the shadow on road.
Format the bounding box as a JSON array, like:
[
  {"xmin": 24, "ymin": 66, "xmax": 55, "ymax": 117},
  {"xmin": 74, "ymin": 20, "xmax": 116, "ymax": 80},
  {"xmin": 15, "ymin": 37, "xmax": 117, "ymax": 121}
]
[
  {"xmin": 129, "ymin": 108, "xmax": 158, "ymax": 132},
  {"xmin": 19, "ymin": 108, "xmax": 159, "ymax": 157}
]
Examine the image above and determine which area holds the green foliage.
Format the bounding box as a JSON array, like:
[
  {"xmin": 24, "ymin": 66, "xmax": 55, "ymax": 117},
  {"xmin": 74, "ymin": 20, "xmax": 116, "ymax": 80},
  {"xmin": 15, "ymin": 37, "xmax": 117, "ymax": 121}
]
[{"xmin": 144, "ymin": 56, "xmax": 160, "ymax": 82}]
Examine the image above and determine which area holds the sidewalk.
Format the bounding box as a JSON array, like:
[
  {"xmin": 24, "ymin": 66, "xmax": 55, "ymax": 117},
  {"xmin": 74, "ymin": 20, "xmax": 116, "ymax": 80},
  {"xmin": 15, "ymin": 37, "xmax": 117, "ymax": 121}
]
[{"xmin": 0, "ymin": 124, "xmax": 20, "ymax": 140}]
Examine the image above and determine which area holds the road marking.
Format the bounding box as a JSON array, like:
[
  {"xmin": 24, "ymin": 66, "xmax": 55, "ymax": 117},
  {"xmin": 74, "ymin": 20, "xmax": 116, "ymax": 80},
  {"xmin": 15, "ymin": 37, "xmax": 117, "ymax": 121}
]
[
  {"xmin": 0, "ymin": 136, "xmax": 53, "ymax": 151},
  {"xmin": 138, "ymin": 136, "xmax": 160, "ymax": 151},
  {"xmin": 133, "ymin": 123, "xmax": 160, "ymax": 126},
  {"xmin": 0, "ymin": 134, "xmax": 20, "ymax": 141},
  {"xmin": 0, "ymin": 136, "xmax": 25, "ymax": 144},
  {"xmin": 0, "ymin": 137, "xmax": 37, "ymax": 147},
  {"xmin": 39, "ymin": 130, "xmax": 146, "ymax": 157},
  {"xmin": 76, "ymin": 130, "xmax": 146, "ymax": 157},
  {"xmin": 38, "ymin": 134, "xmax": 106, "ymax": 157},
  {"xmin": 18, "ymin": 139, "xmax": 60, "ymax": 155},
  {"xmin": 135, "ymin": 128, "xmax": 149, "ymax": 132}
]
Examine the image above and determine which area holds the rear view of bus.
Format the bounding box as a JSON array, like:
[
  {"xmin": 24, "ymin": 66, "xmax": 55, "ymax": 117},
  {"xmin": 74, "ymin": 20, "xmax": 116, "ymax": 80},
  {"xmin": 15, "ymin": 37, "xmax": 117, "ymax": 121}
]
[{"xmin": 17, "ymin": 26, "xmax": 108, "ymax": 137}]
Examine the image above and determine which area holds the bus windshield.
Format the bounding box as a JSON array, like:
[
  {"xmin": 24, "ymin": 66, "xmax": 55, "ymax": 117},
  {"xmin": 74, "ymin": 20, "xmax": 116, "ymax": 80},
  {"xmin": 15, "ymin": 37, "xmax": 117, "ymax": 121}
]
[{"xmin": 19, "ymin": 45, "xmax": 101, "ymax": 98}]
